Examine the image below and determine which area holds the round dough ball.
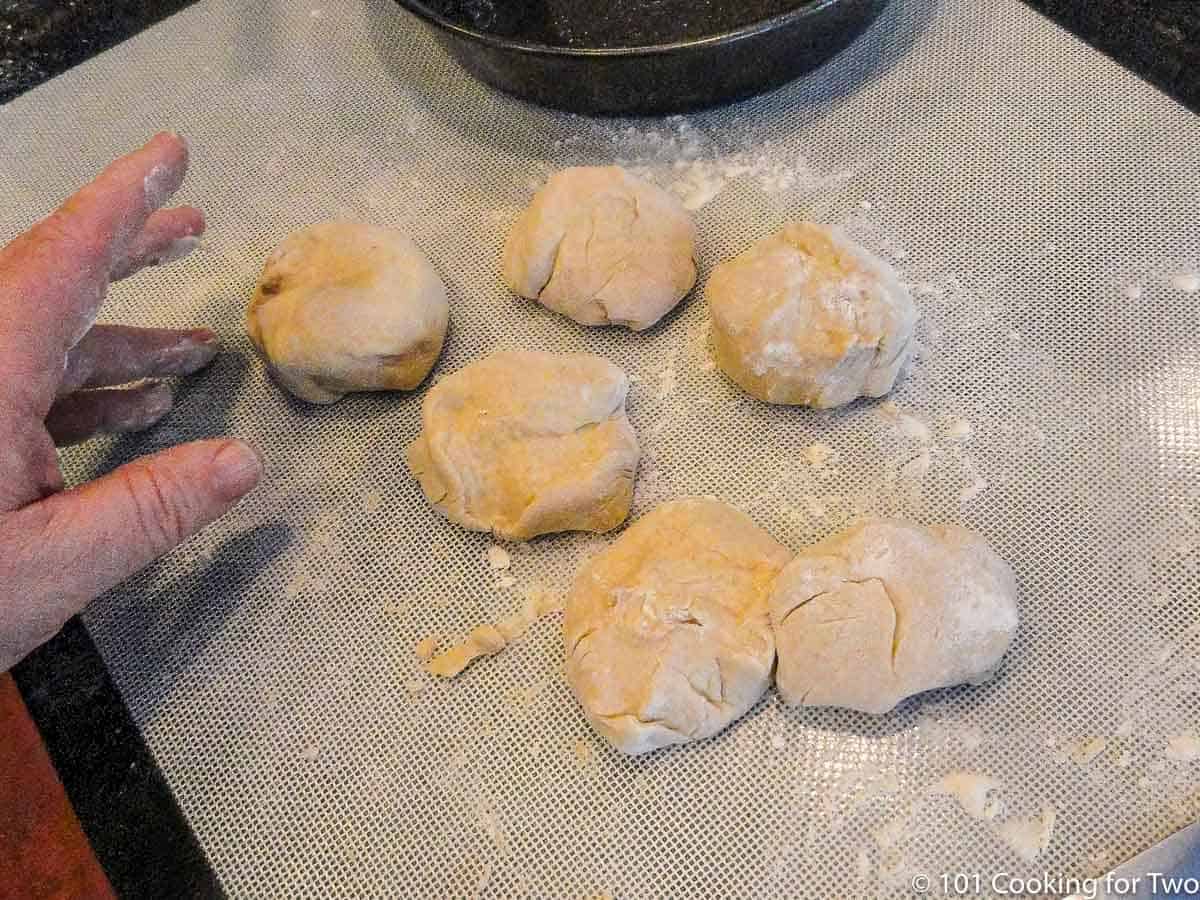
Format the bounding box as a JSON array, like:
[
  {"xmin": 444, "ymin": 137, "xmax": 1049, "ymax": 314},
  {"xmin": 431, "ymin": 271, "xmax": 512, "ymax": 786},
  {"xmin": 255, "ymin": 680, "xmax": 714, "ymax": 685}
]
[
  {"xmin": 707, "ymin": 222, "xmax": 918, "ymax": 408},
  {"xmin": 407, "ymin": 351, "xmax": 639, "ymax": 540},
  {"xmin": 564, "ymin": 497, "xmax": 792, "ymax": 755},
  {"xmin": 502, "ymin": 166, "xmax": 698, "ymax": 331},
  {"xmin": 769, "ymin": 518, "xmax": 1019, "ymax": 715},
  {"xmin": 246, "ymin": 221, "xmax": 448, "ymax": 404}
]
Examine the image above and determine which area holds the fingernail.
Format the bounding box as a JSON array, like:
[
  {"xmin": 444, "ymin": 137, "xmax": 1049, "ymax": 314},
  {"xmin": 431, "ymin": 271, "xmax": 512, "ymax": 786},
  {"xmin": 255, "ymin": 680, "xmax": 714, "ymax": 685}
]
[
  {"xmin": 211, "ymin": 439, "xmax": 263, "ymax": 501},
  {"xmin": 154, "ymin": 131, "xmax": 187, "ymax": 152},
  {"xmin": 174, "ymin": 330, "xmax": 221, "ymax": 374}
]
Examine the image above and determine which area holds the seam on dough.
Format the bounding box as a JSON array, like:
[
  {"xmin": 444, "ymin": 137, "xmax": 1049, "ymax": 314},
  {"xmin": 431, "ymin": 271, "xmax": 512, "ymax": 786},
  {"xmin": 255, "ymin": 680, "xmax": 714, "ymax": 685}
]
[
  {"xmin": 567, "ymin": 625, "xmax": 597, "ymax": 659},
  {"xmin": 812, "ymin": 615, "xmax": 867, "ymax": 626},
  {"xmin": 842, "ymin": 577, "xmax": 903, "ymax": 672},
  {"xmin": 779, "ymin": 576, "xmax": 901, "ymax": 671},
  {"xmin": 583, "ymin": 194, "xmax": 641, "ymax": 321},
  {"xmin": 350, "ymin": 336, "xmax": 430, "ymax": 366},
  {"xmin": 424, "ymin": 428, "xmax": 471, "ymax": 522},
  {"xmin": 875, "ymin": 329, "xmax": 913, "ymax": 370},
  {"xmin": 596, "ymin": 712, "xmax": 692, "ymax": 740},
  {"xmin": 536, "ymin": 228, "xmax": 570, "ymax": 299},
  {"xmin": 824, "ymin": 577, "xmax": 902, "ymax": 672},
  {"xmin": 407, "ymin": 437, "xmax": 449, "ymax": 503},
  {"xmin": 571, "ymin": 419, "xmax": 605, "ymax": 437},
  {"xmin": 870, "ymin": 577, "xmax": 903, "ymax": 672},
  {"xmin": 488, "ymin": 402, "xmax": 622, "ymax": 443},
  {"xmin": 636, "ymin": 657, "xmax": 666, "ymax": 723},
  {"xmin": 582, "ymin": 204, "xmax": 600, "ymax": 269},
  {"xmin": 583, "ymin": 252, "xmax": 632, "ymax": 323},
  {"xmin": 778, "ymin": 588, "xmax": 840, "ymax": 631},
  {"xmin": 664, "ymin": 659, "xmax": 724, "ymax": 712}
]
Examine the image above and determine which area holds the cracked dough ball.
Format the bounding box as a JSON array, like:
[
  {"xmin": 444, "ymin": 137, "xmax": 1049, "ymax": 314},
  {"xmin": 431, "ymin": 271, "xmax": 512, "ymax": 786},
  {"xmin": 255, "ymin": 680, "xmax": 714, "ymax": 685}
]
[
  {"xmin": 770, "ymin": 518, "xmax": 1019, "ymax": 715},
  {"xmin": 247, "ymin": 221, "xmax": 448, "ymax": 404},
  {"xmin": 564, "ymin": 497, "xmax": 792, "ymax": 755},
  {"xmin": 502, "ymin": 166, "xmax": 698, "ymax": 331},
  {"xmin": 407, "ymin": 351, "xmax": 639, "ymax": 540},
  {"xmin": 707, "ymin": 222, "xmax": 917, "ymax": 408}
]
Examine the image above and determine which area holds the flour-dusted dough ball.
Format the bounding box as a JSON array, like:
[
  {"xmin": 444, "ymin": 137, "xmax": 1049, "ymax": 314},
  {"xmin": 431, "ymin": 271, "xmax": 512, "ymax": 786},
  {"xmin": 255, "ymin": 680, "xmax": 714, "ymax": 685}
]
[
  {"xmin": 707, "ymin": 222, "xmax": 918, "ymax": 408},
  {"xmin": 246, "ymin": 221, "xmax": 448, "ymax": 404},
  {"xmin": 502, "ymin": 166, "xmax": 698, "ymax": 331},
  {"xmin": 407, "ymin": 351, "xmax": 639, "ymax": 541},
  {"xmin": 770, "ymin": 519, "xmax": 1019, "ymax": 715},
  {"xmin": 564, "ymin": 498, "xmax": 793, "ymax": 755}
]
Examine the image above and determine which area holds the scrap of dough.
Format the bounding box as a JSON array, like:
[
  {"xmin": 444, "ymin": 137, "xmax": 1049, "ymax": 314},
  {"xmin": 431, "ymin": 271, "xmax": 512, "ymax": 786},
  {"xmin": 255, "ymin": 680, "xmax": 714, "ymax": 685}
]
[
  {"xmin": 503, "ymin": 166, "xmax": 699, "ymax": 331},
  {"xmin": 428, "ymin": 625, "xmax": 506, "ymax": 678},
  {"xmin": 1070, "ymin": 737, "xmax": 1108, "ymax": 765},
  {"xmin": 1166, "ymin": 734, "xmax": 1200, "ymax": 761},
  {"xmin": 945, "ymin": 417, "xmax": 973, "ymax": 441},
  {"xmin": 706, "ymin": 222, "xmax": 918, "ymax": 407},
  {"xmin": 564, "ymin": 497, "xmax": 792, "ymax": 755},
  {"xmin": 414, "ymin": 635, "xmax": 440, "ymax": 661},
  {"xmin": 804, "ymin": 443, "xmax": 835, "ymax": 466},
  {"xmin": 428, "ymin": 588, "xmax": 562, "ymax": 679},
  {"xmin": 896, "ymin": 413, "xmax": 932, "ymax": 444},
  {"xmin": 246, "ymin": 221, "xmax": 448, "ymax": 403},
  {"xmin": 998, "ymin": 803, "xmax": 1056, "ymax": 862},
  {"xmin": 407, "ymin": 351, "xmax": 640, "ymax": 540},
  {"xmin": 574, "ymin": 740, "xmax": 593, "ymax": 765},
  {"xmin": 933, "ymin": 772, "xmax": 1004, "ymax": 820},
  {"xmin": 770, "ymin": 518, "xmax": 1019, "ymax": 714}
]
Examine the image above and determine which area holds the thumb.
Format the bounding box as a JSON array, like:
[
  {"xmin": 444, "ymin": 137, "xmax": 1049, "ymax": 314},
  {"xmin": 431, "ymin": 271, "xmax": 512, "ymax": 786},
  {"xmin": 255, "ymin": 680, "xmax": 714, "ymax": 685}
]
[{"xmin": 0, "ymin": 438, "xmax": 261, "ymax": 670}]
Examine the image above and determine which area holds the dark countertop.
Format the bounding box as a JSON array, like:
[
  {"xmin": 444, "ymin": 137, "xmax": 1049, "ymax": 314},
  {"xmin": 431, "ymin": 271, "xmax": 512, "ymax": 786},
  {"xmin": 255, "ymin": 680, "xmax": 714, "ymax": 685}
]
[
  {"xmin": 1, "ymin": 1, "xmax": 194, "ymax": 103},
  {"xmin": 0, "ymin": 0, "xmax": 1197, "ymax": 896},
  {"xmin": 1024, "ymin": 0, "xmax": 1200, "ymax": 112},
  {"xmin": 11, "ymin": 621, "xmax": 223, "ymax": 899},
  {"xmin": 2, "ymin": 0, "xmax": 1200, "ymax": 110}
]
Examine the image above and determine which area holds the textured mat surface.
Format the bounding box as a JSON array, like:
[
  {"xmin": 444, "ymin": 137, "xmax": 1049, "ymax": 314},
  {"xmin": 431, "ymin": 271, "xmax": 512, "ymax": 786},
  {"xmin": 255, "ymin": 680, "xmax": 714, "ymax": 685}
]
[{"xmin": 2, "ymin": 0, "xmax": 1199, "ymax": 894}]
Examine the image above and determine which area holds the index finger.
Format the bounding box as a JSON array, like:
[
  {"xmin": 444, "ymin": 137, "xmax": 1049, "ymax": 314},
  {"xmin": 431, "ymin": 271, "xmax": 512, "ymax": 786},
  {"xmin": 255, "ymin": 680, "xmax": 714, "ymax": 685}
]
[{"xmin": 0, "ymin": 133, "xmax": 190, "ymax": 409}]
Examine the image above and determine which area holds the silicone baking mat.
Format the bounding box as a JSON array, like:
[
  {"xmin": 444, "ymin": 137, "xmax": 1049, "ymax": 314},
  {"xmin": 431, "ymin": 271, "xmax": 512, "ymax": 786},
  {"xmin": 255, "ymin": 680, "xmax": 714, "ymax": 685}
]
[{"xmin": 2, "ymin": 0, "xmax": 1199, "ymax": 895}]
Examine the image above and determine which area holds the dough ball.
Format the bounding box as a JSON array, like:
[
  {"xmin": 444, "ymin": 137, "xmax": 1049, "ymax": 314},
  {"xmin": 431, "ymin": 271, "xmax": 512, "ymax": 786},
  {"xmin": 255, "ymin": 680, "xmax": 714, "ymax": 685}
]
[
  {"xmin": 707, "ymin": 222, "xmax": 917, "ymax": 408},
  {"xmin": 770, "ymin": 518, "xmax": 1019, "ymax": 715},
  {"xmin": 502, "ymin": 166, "xmax": 698, "ymax": 331},
  {"xmin": 407, "ymin": 351, "xmax": 639, "ymax": 540},
  {"xmin": 564, "ymin": 497, "xmax": 792, "ymax": 755},
  {"xmin": 246, "ymin": 221, "xmax": 448, "ymax": 404}
]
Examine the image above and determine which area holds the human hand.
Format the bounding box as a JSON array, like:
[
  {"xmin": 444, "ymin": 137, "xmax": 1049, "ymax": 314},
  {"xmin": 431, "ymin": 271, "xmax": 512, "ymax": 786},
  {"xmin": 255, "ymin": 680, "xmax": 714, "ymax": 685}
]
[{"xmin": 0, "ymin": 133, "xmax": 263, "ymax": 672}]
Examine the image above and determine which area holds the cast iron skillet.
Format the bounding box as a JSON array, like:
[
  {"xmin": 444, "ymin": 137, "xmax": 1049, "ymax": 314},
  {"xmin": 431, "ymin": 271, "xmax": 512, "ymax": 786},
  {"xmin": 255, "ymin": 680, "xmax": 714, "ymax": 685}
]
[{"xmin": 392, "ymin": 0, "xmax": 891, "ymax": 115}]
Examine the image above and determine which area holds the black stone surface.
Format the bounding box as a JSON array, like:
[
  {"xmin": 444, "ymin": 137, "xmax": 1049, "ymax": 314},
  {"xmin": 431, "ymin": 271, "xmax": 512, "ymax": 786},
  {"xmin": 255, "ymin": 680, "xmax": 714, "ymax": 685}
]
[
  {"xmin": 1024, "ymin": 0, "xmax": 1200, "ymax": 112},
  {"xmin": 0, "ymin": 0, "xmax": 1196, "ymax": 893},
  {"xmin": 0, "ymin": 0, "xmax": 195, "ymax": 103}
]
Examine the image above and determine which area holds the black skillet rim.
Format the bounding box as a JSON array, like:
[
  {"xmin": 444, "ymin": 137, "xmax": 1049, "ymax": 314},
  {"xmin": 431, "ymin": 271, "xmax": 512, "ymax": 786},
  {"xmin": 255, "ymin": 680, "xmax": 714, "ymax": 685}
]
[{"xmin": 392, "ymin": 0, "xmax": 840, "ymax": 57}]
